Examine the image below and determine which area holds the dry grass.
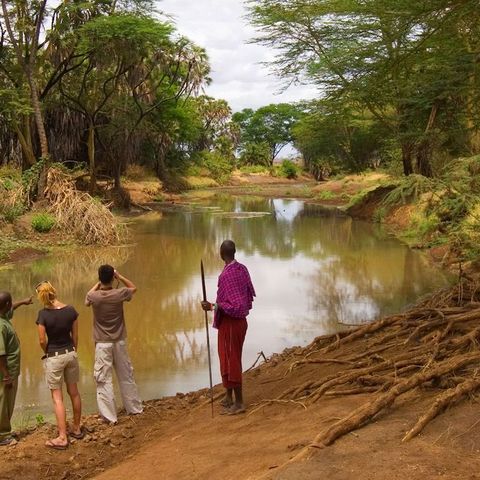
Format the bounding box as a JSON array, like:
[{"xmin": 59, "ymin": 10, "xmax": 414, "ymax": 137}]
[{"xmin": 45, "ymin": 168, "xmax": 125, "ymax": 245}]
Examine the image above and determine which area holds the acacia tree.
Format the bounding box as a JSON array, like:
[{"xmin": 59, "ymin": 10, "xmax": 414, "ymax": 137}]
[
  {"xmin": 233, "ymin": 103, "xmax": 302, "ymax": 164},
  {"xmin": 293, "ymin": 101, "xmax": 385, "ymax": 177},
  {"xmin": 247, "ymin": 0, "xmax": 480, "ymax": 177}
]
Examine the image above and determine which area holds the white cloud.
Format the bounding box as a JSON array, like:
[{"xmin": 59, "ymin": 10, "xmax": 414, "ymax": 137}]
[{"xmin": 157, "ymin": 0, "xmax": 318, "ymax": 111}]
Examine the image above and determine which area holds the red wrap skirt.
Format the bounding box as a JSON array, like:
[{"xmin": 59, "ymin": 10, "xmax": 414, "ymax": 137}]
[{"xmin": 217, "ymin": 315, "xmax": 248, "ymax": 389}]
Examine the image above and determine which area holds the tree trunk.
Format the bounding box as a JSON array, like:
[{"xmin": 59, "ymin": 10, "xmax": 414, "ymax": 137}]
[
  {"xmin": 26, "ymin": 74, "xmax": 49, "ymax": 198},
  {"xmin": 87, "ymin": 123, "xmax": 96, "ymax": 194},
  {"xmin": 463, "ymin": 37, "xmax": 480, "ymax": 154},
  {"xmin": 401, "ymin": 142, "xmax": 414, "ymax": 176},
  {"xmin": 416, "ymin": 103, "xmax": 438, "ymax": 177},
  {"xmin": 14, "ymin": 121, "xmax": 36, "ymax": 168},
  {"xmin": 28, "ymin": 82, "xmax": 48, "ymax": 159},
  {"xmin": 416, "ymin": 140, "xmax": 433, "ymax": 177}
]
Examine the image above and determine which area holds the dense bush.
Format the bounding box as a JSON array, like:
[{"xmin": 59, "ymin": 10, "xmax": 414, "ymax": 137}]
[
  {"xmin": 239, "ymin": 142, "xmax": 271, "ymax": 167},
  {"xmin": 279, "ymin": 159, "xmax": 299, "ymax": 179},
  {"xmin": 196, "ymin": 150, "xmax": 233, "ymax": 184},
  {"xmin": 2, "ymin": 205, "xmax": 25, "ymax": 223},
  {"xmin": 31, "ymin": 213, "xmax": 56, "ymax": 233},
  {"xmin": 124, "ymin": 164, "xmax": 153, "ymax": 181}
]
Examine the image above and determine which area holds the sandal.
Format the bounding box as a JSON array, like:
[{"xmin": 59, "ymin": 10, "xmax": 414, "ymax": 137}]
[
  {"xmin": 69, "ymin": 428, "xmax": 85, "ymax": 440},
  {"xmin": 219, "ymin": 398, "xmax": 233, "ymax": 408},
  {"xmin": 227, "ymin": 404, "xmax": 246, "ymax": 415},
  {"xmin": 45, "ymin": 438, "xmax": 69, "ymax": 450}
]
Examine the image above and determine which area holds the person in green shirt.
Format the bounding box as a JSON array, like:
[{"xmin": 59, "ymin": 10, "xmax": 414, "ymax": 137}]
[{"xmin": 0, "ymin": 291, "xmax": 32, "ymax": 446}]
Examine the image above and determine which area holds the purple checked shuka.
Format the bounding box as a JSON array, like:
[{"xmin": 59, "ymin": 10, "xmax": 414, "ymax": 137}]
[{"xmin": 213, "ymin": 260, "xmax": 256, "ymax": 329}]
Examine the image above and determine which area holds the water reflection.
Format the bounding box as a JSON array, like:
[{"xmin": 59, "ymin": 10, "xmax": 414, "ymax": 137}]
[{"xmin": 0, "ymin": 196, "xmax": 451, "ymax": 421}]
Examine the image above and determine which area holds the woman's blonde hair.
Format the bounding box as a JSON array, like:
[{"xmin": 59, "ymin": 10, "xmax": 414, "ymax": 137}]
[{"xmin": 36, "ymin": 281, "xmax": 57, "ymax": 307}]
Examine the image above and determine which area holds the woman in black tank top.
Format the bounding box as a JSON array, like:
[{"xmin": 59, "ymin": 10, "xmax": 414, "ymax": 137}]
[{"xmin": 36, "ymin": 281, "xmax": 84, "ymax": 449}]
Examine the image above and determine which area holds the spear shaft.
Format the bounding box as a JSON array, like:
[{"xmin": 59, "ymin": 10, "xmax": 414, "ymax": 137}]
[{"xmin": 201, "ymin": 260, "xmax": 214, "ymax": 418}]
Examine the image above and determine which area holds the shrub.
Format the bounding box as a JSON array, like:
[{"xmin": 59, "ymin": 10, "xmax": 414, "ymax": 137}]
[
  {"xmin": 316, "ymin": 190, "xmax": 336, "ymax": 201},
  {"xmin": 0, "ymin": 165, "xmax": 21, "ymax": 181},
  {"xmin": 239, "ymin": 142, "xmax": 271, "ymax": 167},
  {"xmin": 2, "ymin": 205, "xmax": 25, "ymax": 223},
  {"xmin": 239, "ymin": 164, "xmax": 270, "ymax": 174},
  {"xmin": 31, "ymin": 213, "xmax": 56, "ymax": 233},
  {"xmin": 279, "ymin": 159, "xmax": 298, "ymax": 179},
  {"xmin": 124, "ymin": 164, "xmax": 152, "ymax": 181},
  {"xmin": 196, "ymin": 151, "xmax": 233, "ymax": 184},
  {"xmin": 372, "ymin": 206, "xmax": 387, "ymax": 223},
  {"xmin": 0, "ymin": 177, "xmax": 16, "ymax": 191}
]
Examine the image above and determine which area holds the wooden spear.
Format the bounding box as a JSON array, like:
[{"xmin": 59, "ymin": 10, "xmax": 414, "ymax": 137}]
[{"xmin": 201, "ymin": 260, "xmax": 214, "ymax": 418}]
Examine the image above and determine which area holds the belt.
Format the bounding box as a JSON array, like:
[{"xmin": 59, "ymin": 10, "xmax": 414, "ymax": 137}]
[{"xmin": 45, "ymin": 347, "xmax": 75, "ymax": 358}]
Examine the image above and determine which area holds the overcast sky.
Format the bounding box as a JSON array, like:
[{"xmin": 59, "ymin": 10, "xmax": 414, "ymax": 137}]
[{"xmin": 158, "ymin": 0, "xmax": 318, "ymax": 112}]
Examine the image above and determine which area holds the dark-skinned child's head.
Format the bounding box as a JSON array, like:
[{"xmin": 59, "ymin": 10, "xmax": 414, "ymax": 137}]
[{"xmin": 0, "ymin": 291, "xmax": 12, "ymax": 315}]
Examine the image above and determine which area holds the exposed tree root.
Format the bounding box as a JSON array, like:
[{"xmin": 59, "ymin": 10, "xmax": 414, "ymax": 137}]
[
  {"xmin": 402, "ymin": 376, "xmax": 480, "ymax": 441},
  {"xmin": 314, "ymin": 352, "xmax": 480, "ymax": 446},
  {"xmin": 250, "ymin": 277, "xmax": 480, "ymax": 447}
]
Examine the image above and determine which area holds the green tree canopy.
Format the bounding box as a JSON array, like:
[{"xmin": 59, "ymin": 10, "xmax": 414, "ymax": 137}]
[
  {"xmin": 247, "ymin": 0, "xmax": 480, "ymax": 177},
  {"xmin": 233, "ymin": 103, "xmax": 303, "ymax": 164}
]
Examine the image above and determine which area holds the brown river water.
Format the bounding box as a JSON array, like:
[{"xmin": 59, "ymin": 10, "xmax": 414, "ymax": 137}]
[{"xmin": 0, "ymin": 195, "xmax": 452, "ymax": 424}]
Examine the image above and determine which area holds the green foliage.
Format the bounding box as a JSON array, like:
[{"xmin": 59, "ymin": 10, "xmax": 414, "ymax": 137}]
[
  {"xmin": 239, "ymin": 142, "xmax": 271, "ymax": 167},
  {"xmin": 2, "ymin": 205, "xmax": 25, "ymax": 223},
  {"xmin": 404, "ymin": 213, "xmax": 441, "ymax": 241},
  {"xmin": 35, "ymin": 413, "xmax": 45, "ymax": 426},
  {"xmin": 196, "ymin": 151, "xmax": 233, "ymax": 184},
  {"xmin": 31, "ymin": 213, "xmax": 56, "ymax": 233},
  {"xmin": 0, "ymin": 177, "xmax": 16, "ymax": 191},
  {"xmin": 279, "ymin": 160, "xmax": 298, "ymax": 179},
  {"xmin": 292, "ymin": 102, "xmax": 385, "ymax": 176},
  {"xmin": 247, "ymin": 0, "xmax": 480, "ymax": 177},
  {"xmin": 0, "ymin": 166, "xmax": 21, "ymax": 181},
  {"xmin": 372, "ymin": 207, "xmax": 387, "ymax": 224},
  {"xmin": 316, "ymin": 190, "xmax": 336, "ymax": 201},
  {"xmin": 346, "ymin": 189, "xmax": 373, "ymax": 209},
  {"xmin": 21, "ymin": 159, "xmax": 46, "ymax": 192},
  {"xmin": 382, "ymin": 175, "xmax": 437, "ymax": 207},
  {"xmin": 233, "ymin": 103, "xmax": 303, "ymax": 163}
]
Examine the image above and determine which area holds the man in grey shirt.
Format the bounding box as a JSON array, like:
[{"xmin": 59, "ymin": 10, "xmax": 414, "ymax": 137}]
[{"xmin": 86, "ymin": 265, "xmax": 143, "ymax": 424}]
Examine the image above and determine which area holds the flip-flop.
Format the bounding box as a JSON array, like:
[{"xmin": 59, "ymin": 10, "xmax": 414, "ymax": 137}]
[
  {"xmin": 45, "ymin": 439, "xmax": 69, "ymax": 450},
  {"xmin": 69, "ymin": 428, "xmax": 85, "ymax": 440},
  {"xmin": 220, "ymin": 405, "xmax": 246, "ymax": 416},
  {"xmin": 227, "ymin": 406, "xmax": 246, "ymax": 415}
]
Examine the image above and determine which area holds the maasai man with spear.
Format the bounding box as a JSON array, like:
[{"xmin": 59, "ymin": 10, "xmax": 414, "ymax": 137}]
[{"xmin": 201, "ymin": 240, "xmax": 256, "ymax": 415}]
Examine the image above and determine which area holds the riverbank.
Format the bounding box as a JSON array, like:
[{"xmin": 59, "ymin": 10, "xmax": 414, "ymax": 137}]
[
  {"xmin": 1, "ymin": 168, "xmax": 474, "ymax": 280},
  {"xmin": 1, "ymin": 277, "xmax": 480, "ymax": 479},
  {"xmin": 0, "ymin": 171, "xmax": 318, "ymax": 267}
]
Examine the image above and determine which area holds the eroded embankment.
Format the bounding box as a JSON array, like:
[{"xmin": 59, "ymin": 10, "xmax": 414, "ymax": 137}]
[{"xmin": 2, "ymin": 276, "xmax": 480, "ymax": 480}]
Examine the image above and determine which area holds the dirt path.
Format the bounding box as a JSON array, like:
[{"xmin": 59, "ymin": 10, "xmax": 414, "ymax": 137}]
[{"xmin": 93, "ymin": 393, "xmax": 480, "ymax": 480}]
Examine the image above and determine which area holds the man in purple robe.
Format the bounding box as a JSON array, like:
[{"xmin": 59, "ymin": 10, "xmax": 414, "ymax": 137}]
[{"xmin": 201, "ymin": 240, "xmax": 255, "ymax": 414}]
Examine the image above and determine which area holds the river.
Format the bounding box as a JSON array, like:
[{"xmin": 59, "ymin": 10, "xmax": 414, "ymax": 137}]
[{"xmin": 0, "ymin": 195, "xmax": 451, "ymax": 424}]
